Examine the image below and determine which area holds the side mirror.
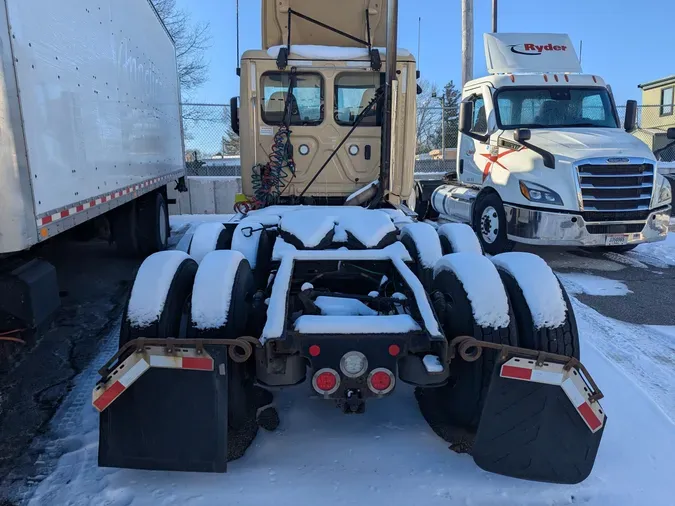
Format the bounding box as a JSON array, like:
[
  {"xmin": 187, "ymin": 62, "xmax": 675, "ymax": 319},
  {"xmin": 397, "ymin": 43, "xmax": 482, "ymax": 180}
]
[
  {"xmin": 514, "ymin": 128, "xmax": 532, "ymax": 143},
  {"xmin": 459, "ymin": 100, "xmax": 474, "ymax": 135},
  {"xmin": 624, "ymin": 100, "xmax": 638, "ymax": 132},
  {"xmin": 230, "ymin": 96, "xmax": 240, "ymax": 135},
  {"xmin": 417, "ymin": 84, "xmax": 423, "ymax": 95},
  {"xmin": 667, "ymin": 128, "xmax": 675, "ymax": 140}
]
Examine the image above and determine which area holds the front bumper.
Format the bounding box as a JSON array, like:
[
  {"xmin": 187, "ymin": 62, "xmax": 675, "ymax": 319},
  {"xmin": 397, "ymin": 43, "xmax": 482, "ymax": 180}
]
[{"xmin": 504, "ymin": 204, "xmax": 671, "ymax": 247}]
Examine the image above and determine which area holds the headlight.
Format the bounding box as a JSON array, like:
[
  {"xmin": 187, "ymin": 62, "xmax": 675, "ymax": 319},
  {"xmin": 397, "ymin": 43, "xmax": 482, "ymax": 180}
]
[
  {"xmin": 656, "ymin": 176, "xmax": 672, "ymax": 205},
  {"xmin": 519, "ymin": 180, "xmax": 564, "ymax": 206}
]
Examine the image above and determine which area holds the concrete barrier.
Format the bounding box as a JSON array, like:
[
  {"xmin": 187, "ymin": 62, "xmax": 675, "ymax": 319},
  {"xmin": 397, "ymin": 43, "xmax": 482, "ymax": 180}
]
[{"xmin": 167, "ymin": 176, "xmax": 242, "ymax": 215}]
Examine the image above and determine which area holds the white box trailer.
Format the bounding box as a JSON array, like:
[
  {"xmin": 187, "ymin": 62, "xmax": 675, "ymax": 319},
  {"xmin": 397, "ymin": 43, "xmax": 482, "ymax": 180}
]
[{"xmin": 0, "ymin": 0, "xmax": 184, "ymax": 331}]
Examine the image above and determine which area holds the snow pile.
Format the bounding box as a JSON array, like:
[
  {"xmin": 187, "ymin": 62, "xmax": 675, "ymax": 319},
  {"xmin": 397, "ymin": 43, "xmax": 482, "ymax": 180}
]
[
  {"xmin": 437, "ymin": 223, "xmax": 482, "ymax": 254},
  {"xmin": 189, "ymin": 222, "xmax": 225, "ymax": 264},
  {"xmin": 399, "ymin": 223, "xmax": 443, "ymax": 268},
  {"xmin": 315, "ymin": 296, "xmax": 377, "ymax": 316},
  {"xmin": 267, "ymin": 45, "xmax": 411, "ymax": 60},
  {"xmin": 557, "ymin": 273, "xmax": 632, "ymax": 297},
  {"xmin": 492, "ymin": 252, "xmax": 567, "ymax": 329},
  {"xmin": 127, "ymin": 251, "xmax": 192, "ymax": 327},
  {"xmin": 629, "ymin": 233, "xmax": 675, "ymax": 268},
  {"xmin": 338, "ymin": 209, "xmax": 396, "ymax": 247},
  {"xmin": 262, "ymin": 257, "xmax": 294, "ymax": 341},
  {"xmin": 294, "ymin": 315, "xmax": 421, "ymax": 334},
  {"xmin": 232, "ymin": 221, "xmax": 263, "ymax": 269},
  {"xmin": 280, "ymin": 210, "xmax": 336, "ymax": 247},
  {"xmin": 191, "ymin": 251, "xmax": 245, "ymax": 329},
  {"xmin": 333, "ymin": 223, "xmax": 348, "ymax": 242},
  {"xmin": 272, "ymin": 236, "xmax": 297, "ymax": 260},
  {"xmin": 423, "ymin": 355, "xmax": 444, "ymax": 373},
  {"xmin": 434, "ymin": 253, "xmax": 510, "ymax": 329}
]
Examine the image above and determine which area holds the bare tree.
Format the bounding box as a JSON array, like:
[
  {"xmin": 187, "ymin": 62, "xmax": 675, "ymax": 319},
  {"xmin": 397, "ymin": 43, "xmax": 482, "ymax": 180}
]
[
  {"xmin": 151, "ymin": 0, "xmax": 211, "ymax": 95},
  {"xmin": 416, "ymin": 79, "xmax": 441, "ymax": 154}
]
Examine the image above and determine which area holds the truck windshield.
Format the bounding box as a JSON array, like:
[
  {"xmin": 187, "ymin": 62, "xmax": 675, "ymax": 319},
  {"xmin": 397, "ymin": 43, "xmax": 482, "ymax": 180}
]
[{"xmin": 495, "ymin": 87, "xmax": 618, "ymax": 129}]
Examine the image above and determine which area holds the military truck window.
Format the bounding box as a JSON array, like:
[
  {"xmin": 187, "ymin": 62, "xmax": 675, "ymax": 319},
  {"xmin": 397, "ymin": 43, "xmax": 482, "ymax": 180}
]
[
  {"xmin": 261, "ymin": 72, "xmax": 323, "ymax": 126},
  {"xmin": 334, "ymin": 73, "xmax": 383, "ymax": 126},
  {"xmin": 495, "ymin": 87, "xmax": 618, "ymax": 129}
]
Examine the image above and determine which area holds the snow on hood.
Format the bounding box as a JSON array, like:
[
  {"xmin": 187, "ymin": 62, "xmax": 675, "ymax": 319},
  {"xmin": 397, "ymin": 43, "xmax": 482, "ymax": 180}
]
[{"xmin": 526, "ymin": 128, "xmax": 655, "ymax": 161}]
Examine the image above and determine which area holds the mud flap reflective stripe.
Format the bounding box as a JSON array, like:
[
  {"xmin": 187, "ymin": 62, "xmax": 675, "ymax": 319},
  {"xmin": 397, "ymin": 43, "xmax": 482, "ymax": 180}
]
[
  {"xmin": 472, "ymin": 356, "xmax": 606, "ymax": 484},
  {"xmin": 499, "ymin": 357, "xmax": 605, "ymax": 432},
  {"xmin": 98, "ymin": 348, "xmax": 229, "ymax": 473},
  {"xmin": 93, "ymin": 347, "xmax": 214, "ymax": 412}
]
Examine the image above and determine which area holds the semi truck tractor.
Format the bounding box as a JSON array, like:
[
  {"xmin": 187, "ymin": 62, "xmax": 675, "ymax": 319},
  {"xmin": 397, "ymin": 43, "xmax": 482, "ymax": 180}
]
[
  {"xmin": 0, "ymin": 0, "xmax": 185, "ymax": 338},
  {"xmin": 94, "ymin": 0, "xmax": 607, "ymax": 484},
  {"xmin": 431, "ymin": 33, "xmax": 672, "ymax": 254}
]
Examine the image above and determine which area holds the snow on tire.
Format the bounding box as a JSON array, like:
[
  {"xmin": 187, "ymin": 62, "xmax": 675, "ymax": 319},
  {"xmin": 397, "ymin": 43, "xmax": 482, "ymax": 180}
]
[
  {"xmin": 189, "ymin": 222, "xmax": 232, "ymax": 264},
  {"xmin": 190, "ymin": 250, "xmax": 254, "ymax": 337},
  {"xmin": 416, "ymin": 252, "xmax": 518, "ymax": 433},
  {"xmin": 189, "ymin": 249, "xmax": 259, "ymax": 455},
  {"xmin": 120, "ymin": 250, "xmax": 198, "ymax": 348},
  {"xmin": 437, "ymin": 223, "xmax": 482, "ymax": 255},
  {"xmin": 492, "ymin": 252, "xmax": 580, "ymax": 358},
  {"xmin": 399, "ymin": 222, "xmax": 443, "ymax": 291}
]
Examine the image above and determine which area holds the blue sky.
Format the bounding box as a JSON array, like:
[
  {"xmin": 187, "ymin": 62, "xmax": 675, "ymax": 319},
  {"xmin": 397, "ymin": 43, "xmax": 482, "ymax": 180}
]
[{"xmin": 177, "ymin": 0, "xmax": 672, "ymax": 106}]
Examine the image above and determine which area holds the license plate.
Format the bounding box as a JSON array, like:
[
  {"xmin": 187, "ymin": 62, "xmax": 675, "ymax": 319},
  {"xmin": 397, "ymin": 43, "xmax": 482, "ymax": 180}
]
[{"xmin": 605, "ymin": 234, "xmax": 628, "ymax": 246}]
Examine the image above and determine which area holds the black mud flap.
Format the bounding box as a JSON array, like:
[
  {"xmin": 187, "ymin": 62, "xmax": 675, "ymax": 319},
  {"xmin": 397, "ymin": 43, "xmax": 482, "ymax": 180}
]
[
  {"xmin": 472, "ymin": 359, "xmax": 606, "ymax": 484},
  {"xmin": 98, "ymin": 351, "xmax": 229, "ymax": 473}
]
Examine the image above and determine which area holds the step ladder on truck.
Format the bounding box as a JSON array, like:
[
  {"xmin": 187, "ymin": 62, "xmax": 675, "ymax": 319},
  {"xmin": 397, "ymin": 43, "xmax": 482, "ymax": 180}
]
[
  {"xmin": 430, "ymin": 33, "xmax": 671, "ymax": 255},
  {"xmin": 93, "ymin": 0, "xmax": 607, "ymax": 484}
]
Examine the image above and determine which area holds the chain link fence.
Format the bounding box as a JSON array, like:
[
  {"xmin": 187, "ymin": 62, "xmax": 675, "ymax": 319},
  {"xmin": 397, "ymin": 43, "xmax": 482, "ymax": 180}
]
[{"xmin": 181, "ymin": 103, "xmax": 675, "ymax": 177}]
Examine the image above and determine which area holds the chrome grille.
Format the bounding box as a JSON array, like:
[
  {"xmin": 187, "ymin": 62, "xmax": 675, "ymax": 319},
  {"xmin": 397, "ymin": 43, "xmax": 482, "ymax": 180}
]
[{"xmin": 577, "ymin": 162, "xmax": 654, "ymax": 217}]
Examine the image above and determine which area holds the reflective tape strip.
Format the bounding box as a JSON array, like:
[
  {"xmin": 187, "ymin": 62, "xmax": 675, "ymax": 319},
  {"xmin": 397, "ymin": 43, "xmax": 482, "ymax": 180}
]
[
  {"xmin": 500, "ymin": 359, "xmax": 565, "ymax": 385},
  {"xmin": 92, "ymin": 346, "xmax": 214, "ymax": 412},
  {"xmin": 530, "ymin": 369, "xmax": 565, "ymax": 385},
  {"xmin": 501, "ymin": 364, "xmax": 532, "ymax": 380},
  {"xmin": 562, "ymin": 377, "xmax": 605, "ymax": 433}
]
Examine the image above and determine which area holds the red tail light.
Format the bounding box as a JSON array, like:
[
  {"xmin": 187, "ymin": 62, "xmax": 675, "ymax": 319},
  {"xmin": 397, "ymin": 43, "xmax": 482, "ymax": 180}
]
[
  {"xmin": 312, "ymin": 368, "xmax": 340, "ymax": 395},
  {"xmin": 368, "ymin": 368, "xmax": 395, "ymax": 395}
]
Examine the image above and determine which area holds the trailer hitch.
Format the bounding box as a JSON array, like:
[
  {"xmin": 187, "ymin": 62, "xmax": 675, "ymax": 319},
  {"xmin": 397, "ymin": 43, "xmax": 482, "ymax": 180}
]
[
  {"xmin": 97, "ymin": 336, "xmax": 261, "ymax": 380},
  {"xmin": 448, "ymin": 335, "xmax": 604, "ymax": 403}
]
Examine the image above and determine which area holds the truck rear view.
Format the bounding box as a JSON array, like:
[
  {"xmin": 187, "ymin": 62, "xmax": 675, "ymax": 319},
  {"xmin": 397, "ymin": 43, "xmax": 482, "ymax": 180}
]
[{"xmin": 93, "ymin": 0, "xmax": 608, "ymax": 486}]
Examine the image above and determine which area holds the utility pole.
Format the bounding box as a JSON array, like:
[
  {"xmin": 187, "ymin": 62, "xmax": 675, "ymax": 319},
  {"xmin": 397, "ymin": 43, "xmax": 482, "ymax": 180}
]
[
  {"xmin": 461, "ymin": 0, "xmax": 474, "ymax": 86},
  {"xmin": 491, "ymin": 0, "xmax": 498, "ymax": 33}
]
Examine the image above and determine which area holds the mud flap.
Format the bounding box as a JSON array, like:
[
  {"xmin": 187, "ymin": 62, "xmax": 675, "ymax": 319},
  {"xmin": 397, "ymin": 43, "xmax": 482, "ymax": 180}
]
[
  {"xmin": 98, "ymin": 349, "xmax": 229, "ymax": 473},
  {"xmin": 472, "ymin": 357, "xmax": 606, "ymax": 484}
]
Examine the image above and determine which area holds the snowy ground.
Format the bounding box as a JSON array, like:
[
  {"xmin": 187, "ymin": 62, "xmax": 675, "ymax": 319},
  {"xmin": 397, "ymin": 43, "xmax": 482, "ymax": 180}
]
[{"xmin": 6, "ymin": 218, "xmax": 675, "ymax": 505}]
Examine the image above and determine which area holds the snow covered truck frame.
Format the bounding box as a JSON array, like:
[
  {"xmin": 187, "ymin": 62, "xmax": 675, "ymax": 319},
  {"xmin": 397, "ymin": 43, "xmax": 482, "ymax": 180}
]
[
  {"xmin": 94, "ymin": 206, "xmax": 606, "ymax": 484},
  {"xmin": 93, "ymin": 0, "xmax": 607, "ymax": 486}
]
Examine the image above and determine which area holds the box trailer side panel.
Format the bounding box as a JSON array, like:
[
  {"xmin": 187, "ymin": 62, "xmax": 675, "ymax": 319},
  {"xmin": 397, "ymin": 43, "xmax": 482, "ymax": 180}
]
[
  {"xmin": 4, "ymin": 0, "xmax": 184, "ymax": 249},
  {"xmin": 0, "ymin": 4, "xmax": 38, "ymax": 254}
]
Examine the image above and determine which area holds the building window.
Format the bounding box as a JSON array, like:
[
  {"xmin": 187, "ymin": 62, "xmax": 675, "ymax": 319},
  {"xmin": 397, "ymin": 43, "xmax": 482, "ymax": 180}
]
[
  {"xmin": 261, "ymin": 72, "xmax": 324, "ymax": 126},
  {"xmin": 661, "ymin": 87, "xmax": 673, "ymax": 116},
  {"xmin": 334, "ymin": 72, "xmax": 384, "ymax": 126}
]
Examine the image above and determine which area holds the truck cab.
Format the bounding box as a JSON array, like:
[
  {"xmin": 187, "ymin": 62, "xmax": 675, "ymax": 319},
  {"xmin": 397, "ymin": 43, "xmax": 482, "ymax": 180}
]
[
  {"xmin": 232, "ymin": 0, "xmax": 417, "ymax": 208},
  {"xmin": 433, "ymin": 33, "xmax": 672, "ymax": 254}
]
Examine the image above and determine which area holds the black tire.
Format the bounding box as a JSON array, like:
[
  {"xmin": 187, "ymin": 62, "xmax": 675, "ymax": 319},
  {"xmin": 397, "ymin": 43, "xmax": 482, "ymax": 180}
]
[
  {"xmin": 253, "ymin": 229, "xmax": 274, "ymax": 289},
  {"xmin": 399, "ymin": 223, "xmax": 442, "ymax": 291},
  {"xmin": 110, "ymin": 201, "xmax": 140, "ymax": 257},
  {"xmin": 497, "ymin": 268, "xmax": 580, "ymax": 358},
  {"xmin": 119, "ymin": 255, "xmax": 198, "ymax": 349},
  {"xmin": 136, "ymin": 191, "xmax": 169, "ymax": 256},
  {"xmin": 188, "ymin": 225, "xmax": 233, "ymax": 261},
  {"xmin": 189, "ymin": 253, "xmax": 259, "ymax": 461},
  {"xmin": 601, "ymin": 244, "xmax": 638, "ymax": 253},
  {"xmin": 472, "ymin": 193, "xmax": 514, "ymax": 256},
  {"xmin": 416, "ymin": 269, "xmax": 518, "ymax": 432}
]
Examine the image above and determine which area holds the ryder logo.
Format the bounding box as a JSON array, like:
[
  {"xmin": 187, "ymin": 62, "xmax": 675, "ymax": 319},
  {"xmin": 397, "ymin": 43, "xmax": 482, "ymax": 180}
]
[{"xmin": 509, "ymin": 43, "xmax": 568, "ymax": 56}]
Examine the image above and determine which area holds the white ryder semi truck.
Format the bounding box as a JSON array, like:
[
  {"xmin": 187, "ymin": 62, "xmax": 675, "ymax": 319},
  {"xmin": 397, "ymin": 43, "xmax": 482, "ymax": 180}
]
[{"xmin": 431, "ymin": 33, "xmax": 672, "ymax": 255}]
